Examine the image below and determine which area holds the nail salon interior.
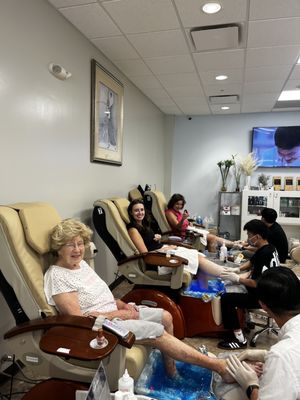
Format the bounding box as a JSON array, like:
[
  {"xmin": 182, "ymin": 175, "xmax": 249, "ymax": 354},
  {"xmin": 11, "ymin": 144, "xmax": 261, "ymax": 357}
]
[{"xmin": 1, "ymin": 1, "xmax": 300, "ymax": 400}]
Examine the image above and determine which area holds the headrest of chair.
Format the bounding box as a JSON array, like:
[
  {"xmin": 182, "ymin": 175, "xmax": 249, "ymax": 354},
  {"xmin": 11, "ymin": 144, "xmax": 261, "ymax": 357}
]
[
  {"xmin": 128, "ymin": 188, "xmax": 143, "ymax": 201},
  {"xmin": 113, "ymin": 198, "xmax": 130, "ymax": 224},
  {"xmin": 9, "ymin": 202, "xmax": 61, "ymax": 255},
  {"xmin": 291, "ymin": 246, "xmax": 300, "ymax": 264},
  {"xmin": 145, "ymin": 190, "xmax": 167, "ymax": 208}
]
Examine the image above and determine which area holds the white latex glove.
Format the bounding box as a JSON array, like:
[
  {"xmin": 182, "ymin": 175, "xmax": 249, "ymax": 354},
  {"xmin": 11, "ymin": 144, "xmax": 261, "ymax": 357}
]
[
  {"xmin": 238, "ymin": 349, "xmax": 268, "ymax": 363},
  {"xmin": 226, "ymin": 355, "xmax": 260, "ymax": 392},
  {"xmin": 220, "ymin": 271, "xmax": 240, "ymax": 283},
  {"xmin": 223, "ymin": 266, "xmax": 240, "ymax": 273}
]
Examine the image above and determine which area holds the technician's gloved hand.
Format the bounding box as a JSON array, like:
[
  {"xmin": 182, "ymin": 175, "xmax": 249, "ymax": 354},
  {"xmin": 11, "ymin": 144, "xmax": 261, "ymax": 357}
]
[
  {"xmin": 223, "ymin": 266, "xmax": 240, "ymax": 273},
  {"xmin": 226, "ymin": 355, "xmax": 260, "ymax": 392},
  {"xmin": 220, "ymin": 271, "xmax": 240, "ymax": 283},
  {"xmin": 238, "ymin": 349, "xmax": 268, "ymax": 363}
]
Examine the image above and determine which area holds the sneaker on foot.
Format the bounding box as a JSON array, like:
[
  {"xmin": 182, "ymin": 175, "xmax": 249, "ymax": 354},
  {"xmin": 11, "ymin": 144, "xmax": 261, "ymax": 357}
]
[{"xmin": 218, "ymin": 339, "xmax": 247, "ymax": 350}]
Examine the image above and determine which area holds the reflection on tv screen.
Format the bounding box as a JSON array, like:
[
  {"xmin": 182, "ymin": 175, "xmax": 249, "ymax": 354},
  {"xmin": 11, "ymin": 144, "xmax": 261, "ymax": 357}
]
[{"xmin": 252, "ymin": 126, "xmax": 300, "ymax": 168}]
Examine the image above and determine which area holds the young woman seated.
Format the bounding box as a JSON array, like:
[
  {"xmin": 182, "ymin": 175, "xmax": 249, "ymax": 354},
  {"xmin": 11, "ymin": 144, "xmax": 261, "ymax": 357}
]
[
  {"xmin": 165, "ymin": 193, "xmax": 241, "ymax": 253},
  {"xmin": 127, "ymin": 199, "xmax": 229, "ymax": 279}
]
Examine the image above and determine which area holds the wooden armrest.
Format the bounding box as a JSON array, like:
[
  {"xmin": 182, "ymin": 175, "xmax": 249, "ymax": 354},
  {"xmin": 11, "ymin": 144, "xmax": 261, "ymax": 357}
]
[
  {"xmin": 118, "ymin": 252, "xmax": 148, "ymax": 266},
  {"xmin": 4, "ymin": 315, "xmax": 135, "ymax": 349},
  {"xmin": 144, "ymin": 252, "xmax": 188, "ymax": 267},
  {"xmin": 4, "ymin": 315, "xmax": 93, "ymax": 339}
]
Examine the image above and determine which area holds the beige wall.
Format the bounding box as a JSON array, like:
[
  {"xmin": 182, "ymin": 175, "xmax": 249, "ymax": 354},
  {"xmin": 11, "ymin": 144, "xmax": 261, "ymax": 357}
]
[{"xmin": 0, "ymin": 0, "xmax": 171, "ymax": 352}]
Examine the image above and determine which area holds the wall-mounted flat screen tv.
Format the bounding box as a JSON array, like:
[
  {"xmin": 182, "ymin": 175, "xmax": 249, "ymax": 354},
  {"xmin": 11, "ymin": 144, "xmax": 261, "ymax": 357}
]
[{"xmin": 252, "ymin": 126, "xmax": 300, "ymax": 167}]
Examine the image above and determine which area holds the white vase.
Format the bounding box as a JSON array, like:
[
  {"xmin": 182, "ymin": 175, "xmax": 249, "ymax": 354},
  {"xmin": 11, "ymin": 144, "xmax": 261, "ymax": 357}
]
[{"xmin": 244, "ymin": 175, "xmax": 251, "ymax": 190}]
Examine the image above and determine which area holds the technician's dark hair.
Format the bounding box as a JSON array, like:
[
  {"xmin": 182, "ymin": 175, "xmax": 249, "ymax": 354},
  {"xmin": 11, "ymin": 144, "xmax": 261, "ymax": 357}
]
[
  {"xmin": 275, "ymin": 126, "xmax": 300, "ymax": 150},
  {"xmin": 243, "ymin": 219, "xmax": 269, "ymax": 239},
  {"xmin": 127, "ymin": 199, "xmax": 151, "ymax": 232},
  {"xmin": 167, "ymin": 194, "xmax": 186, "ymax": 210},
  {"xmin": 257, "ymin": 267, "xmax": 300, "ymax": 316},
  {"xmin": 261, "ymin": 207, "xmax": 277, "ymax": 224}
]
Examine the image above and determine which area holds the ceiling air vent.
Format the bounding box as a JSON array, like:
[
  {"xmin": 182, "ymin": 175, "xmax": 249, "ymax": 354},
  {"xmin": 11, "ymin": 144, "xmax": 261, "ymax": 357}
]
[
  {"xmin": 191, "ymin": 24, "xmax": 240, "ymax": 52},
  {"xmin": 209, "ymin": 95, "xmax": 239, "ymax": 104}
]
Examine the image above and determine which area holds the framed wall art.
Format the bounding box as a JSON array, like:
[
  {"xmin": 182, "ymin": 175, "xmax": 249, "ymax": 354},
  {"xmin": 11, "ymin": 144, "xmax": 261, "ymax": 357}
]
[{"xmin": 90, "ymin": 59, "xmax": 124, "ymax": 165}]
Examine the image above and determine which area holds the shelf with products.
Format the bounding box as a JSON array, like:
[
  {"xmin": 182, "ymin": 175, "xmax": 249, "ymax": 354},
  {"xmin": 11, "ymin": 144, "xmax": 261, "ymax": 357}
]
[{"xmin": 218, "ymin": 191, "xmax": 242, "ymax": 241}]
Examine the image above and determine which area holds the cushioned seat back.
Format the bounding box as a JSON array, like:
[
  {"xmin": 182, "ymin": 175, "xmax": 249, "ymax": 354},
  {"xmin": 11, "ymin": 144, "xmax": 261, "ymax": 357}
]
[
  {"xmin": 128, "ymin": 188, "xmax": 143, "ymax": 201},
  {"xmin": 144, "ymin": 191, "xmax": 170, "ymax": 233},
  {"xmin": 93, "ymin": 199, "xmax": 137, "ymax": 261},
  {"xmin": 0, "ymin": 202, "xmax": 61, "ymax": 321}
]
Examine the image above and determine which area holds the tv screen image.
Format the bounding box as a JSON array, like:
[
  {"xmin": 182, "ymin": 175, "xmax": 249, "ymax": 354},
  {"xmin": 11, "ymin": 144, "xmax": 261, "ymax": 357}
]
[{"xmin": 252, "ymin": 126, "xmax": 300, "ymax": 167}]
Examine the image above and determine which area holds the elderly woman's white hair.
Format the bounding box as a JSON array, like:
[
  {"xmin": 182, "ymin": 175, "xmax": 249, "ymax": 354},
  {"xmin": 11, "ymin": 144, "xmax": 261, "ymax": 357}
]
[{"xmin": 50, "ymin": 218, "xmax": 93, "ymax": 252}]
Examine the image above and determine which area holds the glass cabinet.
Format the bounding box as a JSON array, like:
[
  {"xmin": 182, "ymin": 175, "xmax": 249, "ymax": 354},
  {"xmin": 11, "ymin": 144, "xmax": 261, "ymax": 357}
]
[{"xmin": 273, "ymin": 191, "xmax": 300, "ymax": 224}]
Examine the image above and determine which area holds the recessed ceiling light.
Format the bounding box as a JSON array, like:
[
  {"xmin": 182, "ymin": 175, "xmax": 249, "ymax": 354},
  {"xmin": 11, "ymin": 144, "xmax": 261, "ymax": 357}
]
[
  {"xmin": 215, "ymin": 75, "xmax": 228, "ymax": 81},
  {"xmin": 278, "ymin": 90, "xmax": 300, "ymax": 101},
  {"xmin": 221, "ymin": 106, "xmax": 230, "ymax": 110},
  {"xmin": 202, "ymin": 2, "xmax": 222, "ymax": 14},
  {"xmin": 297, "ymin": 56, "xmax": 300, "ymax": 64}
]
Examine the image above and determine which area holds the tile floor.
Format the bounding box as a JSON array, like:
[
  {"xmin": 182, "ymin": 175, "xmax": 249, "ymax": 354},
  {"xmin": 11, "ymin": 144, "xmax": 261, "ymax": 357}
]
[{"xmin": 0, "ymin": 280, "xmax": 278, "ymax": 399}]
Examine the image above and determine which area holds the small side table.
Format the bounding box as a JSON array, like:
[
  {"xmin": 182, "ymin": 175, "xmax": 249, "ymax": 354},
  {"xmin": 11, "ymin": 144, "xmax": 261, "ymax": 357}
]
[{"xmin": 40, "ymin": 326, "xmax": 118, "ymax": 360}]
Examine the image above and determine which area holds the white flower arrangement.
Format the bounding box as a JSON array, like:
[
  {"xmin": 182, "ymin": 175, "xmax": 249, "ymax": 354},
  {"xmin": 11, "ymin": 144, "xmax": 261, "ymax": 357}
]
[{"xmin": 240, "ymin": 152, "xmax": 259, "ymax": 176}]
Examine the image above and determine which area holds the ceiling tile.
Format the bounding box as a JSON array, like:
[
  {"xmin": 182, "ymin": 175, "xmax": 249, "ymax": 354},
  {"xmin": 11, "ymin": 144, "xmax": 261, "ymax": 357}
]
[
  {"xmin": 157, "ymin": 104, "xmax": 183, "ymax": 115},
  {"xmin": 113, "ymin": 59, "xmax": 152, "ymax": 76},
  {"xmin": 199, "ymin": 69, "xmax": 243, "ymax": 84},
  {"xmin": 142, "ymin": 87, "xmax": 171, "ymax": 100},
  {"xmin": 244, "ymin": 81, "xmax": 285, "ymax": 94},
  {"xmin": 248, "ymin": 18, "xmax": 300, "ymax": 47},
  {"xmin": 246, "ymin": 45, "xmax": 300, "ymax": 68},
  {"xmin": 156, "ymin": 73, "xmax": 200, "ymax": 89},
  {"xmin": 129, "ymin": 74, "xmax": 162, "ymax": 90},
  {"xmin": 92, "ymin": 36, "xmax": 140, "ymax": 60},
  {"xmin": 172, "ymin": 96, "xmax": 208, "ymax": 107},
  {"xmin": 250, "ymin": 0, "xmax": 300, "ymax": 20},
  {"xmin": 179, "ymin": 104, "xmax": 211, "ymax": 115},
  {"xmin": 174, "ymin": 0, "xmax": 247, "ymax": 28},
  {"xmin": 210, "ymin": 104, "xmax": 241, "ymax": 114},
  {"xmin": 102, "ymin": 0, "xmax": 180, "ymax": 34},
  {"xmin": 60, "ymin": 3, "xmax": 120, "ymax": 38},
  {"xmin": 203, "ymin": 83, "xmax": 242, "ymax": 97},
  {"xmin": 241, "ymin": 104, "xmax": 273, "ymax": 113},
  {"xmin": 167, "ymin": 86, "xmax": 204, "ymax": 97},
  {"xmin": 193, "ymin": 49, "xmax": 245, "ymax": 71},
  {"xmin": 245, "ymin": 65, "xmax": 292, "ymax": 82},
  {"xmin": 283, "ymin": 79, "xmax": 300, "ymax": 90},
  {"xmin": 144, "ymin": 55, "xmax": 195, "ymax": 74},
  {"xmin": 127, "ymin": 30, "xmax": 189, "ymax": 58},
  {"xmin": 48, "ymin": 0, "xmax": 96, "ymax": 7},
  {"xmin": 288, "ymin": 64, "xmax": 300, "ymax": 80}
]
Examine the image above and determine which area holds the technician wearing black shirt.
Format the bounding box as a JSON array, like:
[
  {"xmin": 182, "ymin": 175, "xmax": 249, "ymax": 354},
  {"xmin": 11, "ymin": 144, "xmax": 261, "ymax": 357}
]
[
  {"xmin": 218, "ymin": 219, "xmax": 280, "ymax": 350},
  {"xmin": 261, "ymin": 208, "xmax": 288, "ymax": 263}
]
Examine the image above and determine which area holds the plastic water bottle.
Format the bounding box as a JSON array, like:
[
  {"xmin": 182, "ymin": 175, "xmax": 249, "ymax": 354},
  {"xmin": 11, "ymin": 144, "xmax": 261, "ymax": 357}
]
[
  {"xmin": 118, "ymin": 369, "xmax": 134, "ymax": 394},
  {"xmin": 196, "ymin": 215, "xmax": 202, "ymax": 225},
  {"xmin": 219, "ymin": 241, "xmax": 228, "ymax": 262}
]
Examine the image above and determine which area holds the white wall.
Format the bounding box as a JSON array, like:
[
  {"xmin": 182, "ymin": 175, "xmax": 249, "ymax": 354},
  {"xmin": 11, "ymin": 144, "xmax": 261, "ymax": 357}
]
[
  {"xmin": 172, "ymin": 112, "xmax": 300, "ymax": 223},
  {"xmin": 0, "ymin": 0, "xmax": 170, "ymax": 351}
]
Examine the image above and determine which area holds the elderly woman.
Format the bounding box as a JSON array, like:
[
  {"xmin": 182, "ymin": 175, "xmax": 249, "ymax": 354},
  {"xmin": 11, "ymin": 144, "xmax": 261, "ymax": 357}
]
[
  {"xmin": 127, "ymin": 199, "xmax": 230, "ymax": 278},
  {"xmin": 43, "ymin": 218, "xmax": 232, "ymax": 381}
]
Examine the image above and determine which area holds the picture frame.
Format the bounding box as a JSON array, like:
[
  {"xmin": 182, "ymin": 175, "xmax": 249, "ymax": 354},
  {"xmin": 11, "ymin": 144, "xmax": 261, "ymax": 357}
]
[{"xmin": 90, "ymin": 59, "xmax": 124, "ymax": 165}]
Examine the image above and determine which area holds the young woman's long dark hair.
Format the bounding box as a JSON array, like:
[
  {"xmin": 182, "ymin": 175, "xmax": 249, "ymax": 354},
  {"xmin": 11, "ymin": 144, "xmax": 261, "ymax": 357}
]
[
  {"xmin": 127, "ymin": 199, "xmax": 152, "ymax": 232},
  {"xmin": 167, "ymin": 193, "xmax": 186, "ymax": 210}
]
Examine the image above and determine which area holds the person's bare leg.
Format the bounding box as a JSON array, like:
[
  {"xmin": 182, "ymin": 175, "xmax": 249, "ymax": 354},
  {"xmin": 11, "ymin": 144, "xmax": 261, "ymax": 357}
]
[
  {"xmin": 160, "ymin": 311, "xmax": 176, "ymax": 376},
  {"xmin": 138, "ymin": 331, "xmax": 232, "ymax": 382},
  {"xmin": 198, "ymin": 256, "xmax": 225, "ymax": 277}
]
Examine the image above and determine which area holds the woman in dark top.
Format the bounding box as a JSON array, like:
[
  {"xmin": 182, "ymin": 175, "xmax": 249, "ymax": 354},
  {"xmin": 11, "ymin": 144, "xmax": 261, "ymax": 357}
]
[{"xmin": 127, "ymin": 199, "xmax": 228, "ymax": 277}]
